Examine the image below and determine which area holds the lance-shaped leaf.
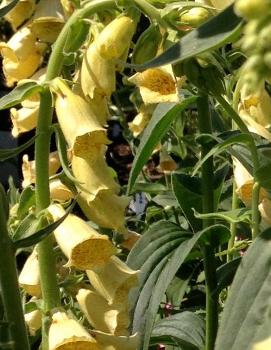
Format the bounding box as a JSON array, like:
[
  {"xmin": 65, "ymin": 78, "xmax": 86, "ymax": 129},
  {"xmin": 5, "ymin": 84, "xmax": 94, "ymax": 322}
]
[
  {"xmin": 127, "ymin": 96, "xmax": 197, "ymax": 194},
  {"xmin": 0, "ymin": 135, "xmax": 36, "ymax": 162},
  {"xmin": 215, "ymin": 229, "xmax": 271, "ymax": 350},
  {"xmin": 193, "ymin": 208, "xmax": 252, "ymax": 224},
  {"xmin": 131, "ymin": 5, "xmax": 242, "ymax": 70}
]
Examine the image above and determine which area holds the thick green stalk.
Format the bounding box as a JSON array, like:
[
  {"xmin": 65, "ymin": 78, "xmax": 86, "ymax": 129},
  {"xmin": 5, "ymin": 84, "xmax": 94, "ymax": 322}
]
[
  {"xmin": 0, "ymin": 187, "xmax": 30, "ymax": 350},
  {"xmin": 197, "ymin": 95, "xmax": 218, "ymax": 350}
]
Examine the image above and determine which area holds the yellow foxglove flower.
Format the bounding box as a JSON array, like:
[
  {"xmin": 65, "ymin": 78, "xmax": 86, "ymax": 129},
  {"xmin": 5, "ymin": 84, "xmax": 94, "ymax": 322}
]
[
  {"xmin": 91, "ymin": 330, "xmax": 139, "ymax": 350},
  {"xmin": 29, "ymin": 0, "xmax": 64, "ymax": 43},
  {"xmin": 128, "ymin": 110, "xmax": 151, "ymax": 137},
  {"xmin": 10, "ymin": 105, "xmax": 39, "ymax": 137},
  {"xmin": 22, "ymin": 152, "xmax": 60, "ymax": 188},
  {"xmin": 239, "ymin": 110, "xmax": 271, "ymax": 142},
  {"xmin": 76, "ymin": 289, "xmax": 130, "ymax": 335},
  {"xmin": 1, "ymin": 0, "xmax": 35, "ymax": 30},
  {"xmin": 54, "ymin": 79, "xmax": 109, "ymax": 158},
  {"xmin": 95, "ymin": 16, "xmax": 136, "ymax": 59},
  {"xmin": 0, "ymin": 27, "xmax": 45, "ymax": 85},
  {"xmin": 24, "ymin": 302, "xmax": 42, "ymax": 336},
  {"xmin": 158, "ymin": 148, "xmax": 177, "ymax": 173},
  {"xmin": 253, "ymin": 337, "xmax": 271, "ymax": 350},
  {"xmin": 240, "ymin": 84, "xmax": 271, "ymax": 128},
  {"xmin": 49, "ymin": 179, "xmax": 74, "ymax": 202},
  {"xmin": 49, "ymin": 311, "xmax": 100, "ymax": 350},
  {"xmin": 81, "ymin": 42, "xmax": 116, "ymax": 98},
  {"xmin": 121, "ymin": 230, "xmax": 141, "ymax": 251},
  {"xmin": 259, "ymin": 198, "xmax": 271, "ymax": 226},
  {"xmin": 72, "ymin": 152, "xmax": 119, "ymax": 200},
  {"xmin": 233, "ymin": 158, "xmax": 268, "ymax": 207},
  {"xmin": 77, "ymin": 190, "xmax": 130, "ymax": 233},
  {"xmin": 48, "ymin": 204, "xmax": 118, "ymax": 270},
  {"xmin": 19, "ymin": 249, "xmax": 41, "ymax": 297},
  {"xmin": 86, "ymin": 256, "xmax": 139, "ymax": 306},
  {"xmin": 128, "ymin": 66, "xmax": 179, "ymax": 104}
]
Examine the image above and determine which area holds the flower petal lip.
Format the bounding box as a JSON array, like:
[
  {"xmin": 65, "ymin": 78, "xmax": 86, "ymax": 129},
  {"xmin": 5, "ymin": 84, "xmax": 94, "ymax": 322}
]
[
  {"xmin": 10, "ymin": 105, "xmax": 39, "ymax": 137},
  {"xmin": 19, "ymin": 249, "xmax": 41, "ymax": 297}
]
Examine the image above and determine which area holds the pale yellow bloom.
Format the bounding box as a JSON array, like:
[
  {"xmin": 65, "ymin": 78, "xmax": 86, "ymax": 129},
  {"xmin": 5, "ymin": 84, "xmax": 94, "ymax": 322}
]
[
  {"xmin": 86, "ymin": 256, "xmax": 138, "ymax": 306},
  {"xmin": 77, "ymin": 190, "xmax": 130, "ymax": 233},
  {"xmin": 72, "ymin": 152, "xmax": 119, "ymax": 201},
  {"xmin": 95, "ymin": 16, "xmax": 136, "ymax": 59},
  {"xmin": 1, "ymin": 0, "xmax": 35, "ymax": 30},
  {"xmin": 128, "ymin": 110, "xmax": 151, "ymax": 137},
  {"xmin": 22, "ymin": 152, "xmax": 60, "ymax": 188},
  {"xmin": 24, "ymin": 302, "xmax": 42, "ymax": 336},
  {"xmin": 49, "ymin": 311, "xmax": 100, "ymax": 350},
  {"xmin": 121, "ymin": 231, "xmax": 141, "ymax": 251},
  {"xmin": 19, "ymin": 249, "xmax": 41, "ymax": 297},
  {"xmin": 54, "ymin": 79, "xmax": 109, "ymax": 158},
  {"xmin": 49, "ymin": 179, "xmax": 74, "ymax": 202},
  {"xmin": 76, "ymin": 289, "xmax": 130, "ymax": 335},
  {"xmin": 159, "ymin": 148, "xmax": 177, "ymax": 173},
  {"xmin": 253, "ymin": 337, "xmax": 271, "ymax": 350},
  {"xmin": 48, "ymin": 204, "xmax": 118, "ymax": 270},
  {"xmin": 239, "ymin": 110, "xmax": 271, "ymax": 142},
  {"xmin": 259, "ymin": 198, "xmax": 271, "ymax": 226},
  {"xmin": 81, "ymin": 42, "xmax": 116, "ymax": 98},
  {"xmin": 0, "ymin": 27, "xmax": 45, "ymax": 85},
  {"xmin": 128, "ymin": 66, "xmax": 179, "ymax": 104},
  {"xmin": 28, "ymin": 0, "xmax": 64, "ymax": 43},
  {"xmin": 10, "ymin": 105, "xmax": 39, "ymax": 137},
  {"xmin": 91, "ymin": 330, "xmax": 139, "ymax": 350}
]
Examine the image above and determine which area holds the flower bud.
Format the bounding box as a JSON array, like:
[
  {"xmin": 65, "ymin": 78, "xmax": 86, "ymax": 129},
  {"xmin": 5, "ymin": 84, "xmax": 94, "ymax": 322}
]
[
  {"xmin": 180, "ymin": 7, "xmax": 210, "ymax": 27},
  {"xmin": 54, "ymin": 79, "xmax": 109, "ymax": 158},
  {"xmin": 86, "ymin": 256, "xmax": 139, "ymax": 306},
  {"xmin": 19, "ymin": 249, "xmax": 41, "ymax": 297},
  {"xmin": 128, "ymin": 66, "xmax": 179, "ymax": 104},
  {"xmin": 91, "ymin": 330, "xmax": 139, "ymax": 350},
  {"xmin": 2, "ymin": 0, "xmax": 35, "ymax": 30},
  {"xmin": 48, "ymin": 204, "xmax": 118, "ymax": 270},
  {"xmin": 76, "ymin": 289, "xmax": 130, "ymax": 335},
  {"xmin": 81, "ymin": 42, "xmax": 116, "ymax": 98},
  {"xmin": 95, "ymin": 16, "xmax": 136, "ymax": 59},
  {"xmin": 49, "ymin": 311, "xmax": 100, "ymax": 350}
]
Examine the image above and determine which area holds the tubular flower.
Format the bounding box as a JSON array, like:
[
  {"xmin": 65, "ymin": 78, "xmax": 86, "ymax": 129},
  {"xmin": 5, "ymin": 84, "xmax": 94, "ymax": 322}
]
[
  {"xmin": 233, "ymin": 158, "xmax": 268, "ymax": 207},
  {"xmin": 158, "ymin": 148, "xmax": 177, "ymax": 173},
  {"xmin": 24, "ymin": 303, "xmax": 42, "ymax": 336},
  {"xmin": 77, "ymin": 190, "xmax": 130, "ymax": 233},
  {"xmin": 1, "ymin": 0, "xmax": 35, "ymax": 30},
  {"xmin": 18, "ymin": 249, "xmax": 41, "ymax": 297},
  {"xmin": 76, "ymin": 289, "xmax": 130, "ymax": 335},
  {"xmin": 128, "ymin": 66, "xmax": 180, "ymax": 104},
  {"xmin": 72, "ymin": 152, "xmax": 119, "ymax": 201},
  {"xmin": 0, "ymin": 27, "xmax": 45, "ymax": 85},
  {"xmin": 28, "ymin": 0, "xmax": 65, "ymax": 43},
  {"xmin": 81, "ymin": 42, "xmax": 116, "ymax": 99},
  {"xmin": 22, "ymin": 152, "xmax": 60, "ymax": 187},
  {"xmin": 10, "ymin": 105, "xmax": 39, "ymax": 137},
  {"xmin": 128, "ymin": 110, "xmax": 151, "ymax": 138},
  {"xmin": 121, "ymin": 231, "xmax": 141, "ymax": 251},
  {"xmin": 95, "ymin": 15, "xmax": 136, "ymax": 59},
  {"xmin": 54, "ymin": 79, "xmax": 109, "ymax": 158},
  {"xmin": 91, "ymin": 330, "xmax": 139, "ymax": 350},
  {"xmin": 49, "ymin": 179, "xmax": 74, "ymax": 202},
  {"xmin": 48, "ymin": 204, "xmax": 118, "ymax": 270},
  {"xmin": 259, "ymin": 198, "xmax": 271, "ymax": 226},
  {"xmin": 49, "ymin": 311, "xmax": 100, "ymax": 350},
  {"xmin": 86, "ymin": 256, "xmax": 139, "ymax": 306}
]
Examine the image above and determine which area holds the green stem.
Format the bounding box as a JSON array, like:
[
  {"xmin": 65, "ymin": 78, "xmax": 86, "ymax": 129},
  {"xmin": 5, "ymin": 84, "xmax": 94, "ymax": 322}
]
[
  {"xmin": 133, "ymin": 0, "xmax": 167, "ymax": 27},
  {"xmin": 0, "ymin": 186, "xmax": 30, "ymax": 350},
  {"xmin": 197, "ymin": 95, "xmax": 218, "ymax": 350},
  {"xmin": 227, "ymin": 180, "xmax": 238, "ymax": 262}
]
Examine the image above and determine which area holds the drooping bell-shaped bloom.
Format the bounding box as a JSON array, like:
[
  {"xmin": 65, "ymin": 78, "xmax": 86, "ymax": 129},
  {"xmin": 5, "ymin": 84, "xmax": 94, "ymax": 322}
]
[
  {"xmin": 19, "ymin": 249, "xmax": 41, "ymax": 297},
  {"xmin": 54, "ymin": 79, "xmax": 109, "ymax": 158},
  {"xmin": 128, "ymin": 66, "xmax": 180, "ymax": 104},
  {"xmin": 10, "ymin": 105, "xmax": 39, "ymax": 137},
  {"xmin": 259, "ymin": 198, "xmax": 271, "ymax": 226},
  {"xmin": 48, "ymin": 204, "xmax": 118, "ymax": 270},
  {"xmin": 86, "ymin": 256, "xmax": 139, "ymax": 306},
  {"xmin": 91, "ymin": 330, "xmax": 139, "ymax": 350},
  {"xmin": 49, "ymin": 311, "xmax": 100, "ymax": 350},
  {"xmin": 76, "ymin": 289, "xmax": 130, "ymax": 335},
  {"xmin": 49, "ymin": 179, "xmax": 74, "ymax": 202},
  {"xmin": 128, "ymin": 109, "xmax": 151, "ymax": 138},
  {"xmin": 158, "ymin": 148, "xmax": 177, "ymax": 173},
  {"xmin": 0, "ymin": 27, "xmax": 45, "ymax": 85},
  {"xmin": 1, "ymin": 0, "xmax": 35, "ymax": 30},
  {"xmin": 24, "ymin": 300, "xmax": 42, "ymax": 336},
  {"xmin": 95, "ymin": 15, "xmax": 136, "ymax": 59}
]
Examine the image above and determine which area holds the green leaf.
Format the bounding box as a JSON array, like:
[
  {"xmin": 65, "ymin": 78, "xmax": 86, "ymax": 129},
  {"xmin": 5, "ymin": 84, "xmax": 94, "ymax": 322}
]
[
  {"xmin": 152, "ymin": 190, "xmax": 179, "ymax": 207},
  {"xmin": 134, "ymin": 182, "xmax": 167, "ymax": 194},
  {"xmin": 172, "ymin": 174, "xmax": 202, "ymax": 232},
  {"xmin": 16, "ymin": 186, "xmax": 35, "ymax": 219},
  {"xmin": 151, "ymin": 312, "xmax": 205, "ymax": 349},
  {"xmin": 13, "ymin": 201, "xmax": 75, "ymax": 249},
  {"xmin": 166, "ymin": 276, "xmax": 191, "ymax": 306},
  {"xmin": 0, "ymin": 184, "xmax": 9, "ymax": 222},
  {"xmin": 214, "ymin": 257, "xmax": 241, "ymax": 295},
  {"xmin": 132, "ymin": 5, "xmax": 242, "ymax": 69},
  {"xmin": 0, "ymin": 136, "xmax": 36, "ymax": 162},
  {"xmin": 0, "ymin": 0, "xmax": 19, "ymax": 17},
  {"xmin": 193, "ymin": 208, "xmax": 252, "ymax": 224},
  {"xmin": 127, "ymin": 97, "xmax": 198, "ymax": 194},
  {"xmin": 0, "ymin": 82, "xmax": 43, "ymax": 110},
  {"xmin": 215, "ymin": 229, "xmax": 271, "ymax": 350}
]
